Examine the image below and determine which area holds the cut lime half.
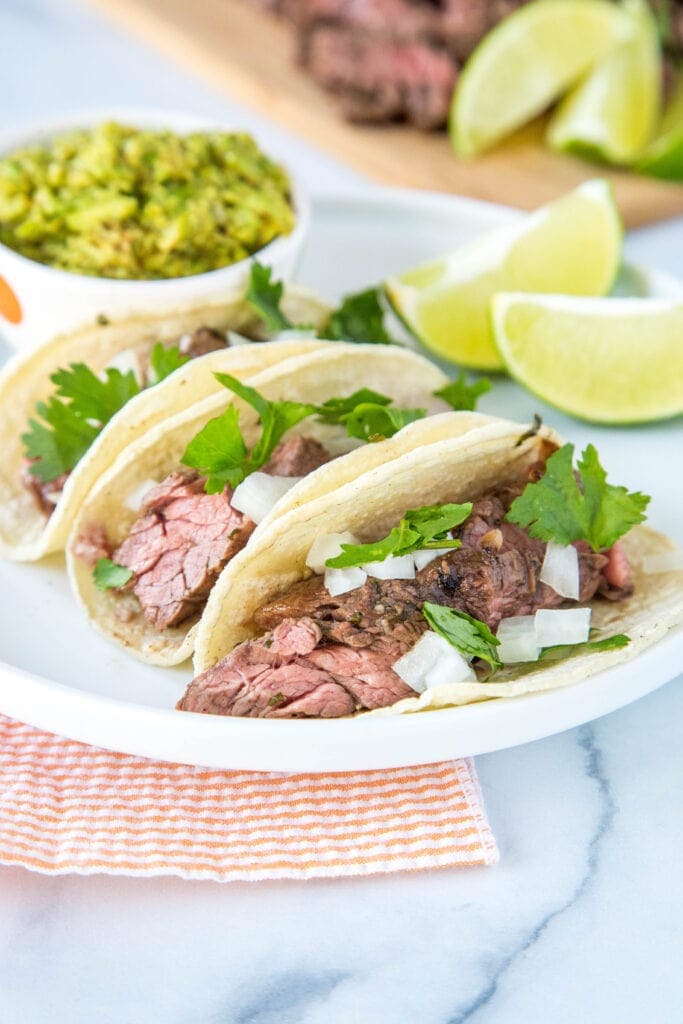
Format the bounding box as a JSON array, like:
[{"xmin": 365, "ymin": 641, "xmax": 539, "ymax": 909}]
[
  {"xmin": 492, "ymin": 292, "xmax": 683, "ymax": 423},
  {"xmin": 385, "ymin": 180, "xmax": 623, "ymax": 371},
  {"xmin": 450, "ymin": 0, "xmax": 633, "ymax": 157},
  {"xmin": 548, "ymin": 0, "xmax": 661, "ymax": 165}
]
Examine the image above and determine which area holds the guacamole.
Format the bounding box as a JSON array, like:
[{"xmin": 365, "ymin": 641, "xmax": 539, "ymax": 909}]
[{"xmin": 0, "ymin": 122, "xmax": 296, "ymax": 280}]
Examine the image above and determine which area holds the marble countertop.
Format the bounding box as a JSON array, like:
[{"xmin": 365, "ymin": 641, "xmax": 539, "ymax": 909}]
[{"xmin": 1, "ymin": 2, "xmax": 681, "ymax": 1021}]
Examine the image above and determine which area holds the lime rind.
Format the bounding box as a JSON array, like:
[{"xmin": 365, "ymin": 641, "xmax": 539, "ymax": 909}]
[{"xmin": 636, "ymin": 79, "xmax": 683, "ymax": 180}]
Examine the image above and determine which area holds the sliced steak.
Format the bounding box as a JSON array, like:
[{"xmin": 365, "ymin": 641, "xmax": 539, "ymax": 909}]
[
  {"xmin": 114, "ymin": 471, "xmax": 256, "ymax": 631},
  {"xmin": 263, "ymin": 434, "xmax": 332, "ymax": 476},
  {"xmin": 178, "ymin": 327, "xmax": 229, "ymax": 359},
  {"xmin": 20, "ymin": 460, "xmax": 70, "ymax": 517},
  {"xmin": 71, "ymin": 524, "xmax": 113, "ymax": 567},
  {"xmin": 105, "ymin": 437, "xmax": 331, "ymax": 631},
  {"xmin": 306, "ymin": 28, "xmax": 457, "ymax": 127},
  {"xmin": 178, "ymin": 616, "xmax": 413, "ymax": 717}
]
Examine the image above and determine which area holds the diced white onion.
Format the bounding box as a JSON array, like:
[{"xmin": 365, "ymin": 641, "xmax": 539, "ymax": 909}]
[
  {"xmin": 363, "ymin": 554, "xmax": 416, "ymax": 580},
  {"xmin": 534, "ymin": 608, "xmax": 591, "ymax": 647},
  {"xmin": 231, "ymin": 473, "xmax": 302, "ymax": 524},
  {"xmin": 393, "ymin": 631, "xmax": 474, "ymax": 693},
  {"xmin": 305, "ymin": 532, "xmax": 360, "ymax": 574},
  {"xmin": 271, "ymin": 328, "xmax": 318, "ymax": 340},
  {"xmin": 413, "ymin": 547, "xmax": 452, "ymax": 572},
  {"xmin": 123, "ymin": 478, "xmax": 160, "ymax": 513},
  {"xmin": 496, "ymin": 615, "xmax": 540, "ymax": 664},
  {"xmin": 324, "ymin": 566, "xmax": 367, "ymax": 597},
  {"xmin": 423, "ymin": 646, "xmax": 476, "ymax": 687},
  {"xmin": 226, "ymin": 330, "xmax": 253, "ymax": 347},
  {"xmin": 540, "ymin": 541, "xmax": 580, "ymax": 600},
  {"xmin": 105, "ymin": 347, "xmax": 145, "ymax": 385}
]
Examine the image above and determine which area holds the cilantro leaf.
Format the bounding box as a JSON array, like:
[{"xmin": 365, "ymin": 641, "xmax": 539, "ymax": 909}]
[
  {"xmin": 435, "ymin": 373, "xmax": 491, "ymax": 411},
  {"xmin": 323, "ymin": 287, "xmax": 395, "ymax": 344},
  {"xmin": 148, "ymin": 343, "xmax": 190, "ymax": 384},
  {"xmin": 341, "ymin": 403, "xmax": 426, "ymax": 441},
  {"xmin": 422, "ymin": 603, "xmax": 501, "ymax": 672},
  {"xmin": 181, "ymin": 406, "xmax": 248, "ymax": 493},
  {"xmin": 539, "ymin": 633, "xmax": 630, "ymax": 662},
  {"xmin": 51, "ymin": 363, "xmax": 140, "ymax": 423},
  {"xmin": 326, "ymin": 502, "xmax": 472, "ymax": 568},
  {"xmin": 181, "ymin": 373, "xmax": 316, "ymax": 492},
  {"xmin": 506, "ymin": 443, "xmax": 650, "ymax": 551},
  {"xmin": 315, "ymin": 389, "xmax": 425, "ymax": 441},
  {"xmin": 245, "ymin": 261, "xmax": 292, "ymax": 332},
  {"xmin": 94, "ymin": 558, "xmax": 133, "ymax": 591},
  {"xmin": 21, "ymin": 363, "xmax": 141, "ymax": 483},
  {"xmin": 316, "ymin": 389, "xmax": 392, "ymax": 424}
]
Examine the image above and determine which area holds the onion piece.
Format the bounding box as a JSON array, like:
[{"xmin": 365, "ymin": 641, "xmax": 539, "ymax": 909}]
[
  {"xmin": 324, "ymin": 566, "xmax": 367, "ymax": 597},
  {"xmin": 393, "ymin": 631, "xmax": 474, "ymax": 693},
  {"xmin": 540, "ymin": 541, "xmax": 580, "ymax": 600},
  {"xmin": 363, "ymin": 554, "xmax": 415, "ymax": 580},
  {"xmin": 306, "ymin": 532, "xmax": 359, "ymax": 574},
  {"xmin": 534, "ymin": 608, "xmax": 591, "ymax": 647},
  {"xmin": 226, "ymin": 330, "xmax": 253, "ymax": 347},
  {"xmin": 231, "ymin": 473, "xmax": 302, "ymax": 524},
  {"xmin": 413, "ymin": 547, "xmax": 452, "ymax": 572},
  {"xmin": 496, "ymin": 615, "xmax": 539, "ymax": 664},
  {"xmin": 123, "ymin": 478, "xmax": 160, "ymax": 513}
]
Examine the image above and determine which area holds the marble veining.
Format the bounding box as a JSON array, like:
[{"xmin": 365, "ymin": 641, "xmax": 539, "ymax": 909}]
[{"xmin": 0, "ymin": 2, "xmax": 681, "ymax": 1022}]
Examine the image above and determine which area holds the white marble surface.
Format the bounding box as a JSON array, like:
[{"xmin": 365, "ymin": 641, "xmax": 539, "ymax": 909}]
[{"xmin": 0, "ymin": 2, "xmax": 682, "ymax": 1021}]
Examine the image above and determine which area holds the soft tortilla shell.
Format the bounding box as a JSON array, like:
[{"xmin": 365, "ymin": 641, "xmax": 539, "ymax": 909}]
[
  {"xmin": 194, "ymin": 417, "xmax": 562, "ymax": 671},
  {"xmin": 67, "ymin": 343, "xmax": 451, "ymax": 666},
  {"xmin": 0, "ymin": 287, "xmax": 328, "ymax": 561}
]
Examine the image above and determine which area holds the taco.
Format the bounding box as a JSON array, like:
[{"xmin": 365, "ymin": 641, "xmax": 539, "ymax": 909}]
[
  {"xmin": 0, "ymin": 286, "xmax": 329, "ymax": 561},
  {"xmin": 181, "ymin": 414, "xmax": 682, "ymax": 718},
  {"xmin": 66, "ymin": 343, "xmax": 457, "ymax": 666}
]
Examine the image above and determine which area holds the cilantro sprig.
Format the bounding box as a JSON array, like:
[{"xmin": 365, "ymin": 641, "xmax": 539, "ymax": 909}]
[
  {"xmin": 323, "ymin": 287, "xmax": 396, "ymax": 344},
  {"xmin": 317, "ymin": 388, "xmax": 425, "ymax": 440},
  {"xmin": 422, "ymin": 603, "xmax": 502, "ymax": 672},
  {"xmin": 182, "ymin": 378, "xmax": 433, "ymax": 493},
  {"xmin": 539, "ymin": 633, "xmax": 630, "ymax": 661},
  {"xmin": 506, "ymin": 443, "xmax": 649, "ymax": 552},
  {"xmin": 22, "ymin": 344, "xmax": 189, "ymax": 485},
  {"xmin": 245, "ymin": 262, "xmax": 293, "ymax": 332},
  {"xmin": 182, "ymin": 374, "xmax": 316, "ymax": 493},
  {"xmin": 94, "ymin": 558, "xmax": 133, "ymax": 591},
  {"xmin": 325, "ymin": 503, "xmax": 472, "ymax": 569},
  {"xmin": 435, "ymin": 373, "xmax": 491, "ymax": 412}
]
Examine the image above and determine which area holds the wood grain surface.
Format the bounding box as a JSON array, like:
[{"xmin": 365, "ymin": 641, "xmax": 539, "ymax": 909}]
[{"xmin": 91, "ymin": 0, "xmax": 683, "ymax": 226}]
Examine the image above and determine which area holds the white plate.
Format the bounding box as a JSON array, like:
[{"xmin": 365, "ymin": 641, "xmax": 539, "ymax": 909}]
[{"xmin": 0, "ymin": 189, "xmax": 681, "ymax": 771}]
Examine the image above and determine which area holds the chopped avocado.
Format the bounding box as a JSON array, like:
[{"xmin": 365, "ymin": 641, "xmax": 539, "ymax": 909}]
[{"xmin": 0, "ymin": 122, "xmax": 295, "ymax": 280}]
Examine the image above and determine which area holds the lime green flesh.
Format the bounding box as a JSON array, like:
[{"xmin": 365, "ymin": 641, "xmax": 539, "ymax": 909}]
[
  {"xmin": 637, "ymin": 80, "xmax": 683, "ymax": 180},
  {"xmin": 492, "ymin": 294, "xmax": 683, "ymax": 423},
  {"xmin": 385, "ymin": 181, "xmax": 623, "ymax": 371},
  {"xmin": 450, "ymin": 0, "xmax": 632, "ymax": 157},
  {"xmin": 548, "ymin": 0, "xmax": 661, "ymax": 165}
]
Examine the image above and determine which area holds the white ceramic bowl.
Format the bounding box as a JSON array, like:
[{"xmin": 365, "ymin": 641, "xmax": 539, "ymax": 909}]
[{"xmin": 0, "ymin": 110, "xmax": 310, "ymax": 351}]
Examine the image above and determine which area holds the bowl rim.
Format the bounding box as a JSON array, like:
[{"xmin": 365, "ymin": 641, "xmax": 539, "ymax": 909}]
[{"xmin": 0, "ymin": 107, "xmax": 310, "ymax": 289}]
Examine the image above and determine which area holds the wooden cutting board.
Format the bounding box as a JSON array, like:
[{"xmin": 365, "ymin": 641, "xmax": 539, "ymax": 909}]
[{"xmin": 91, "ymin": 0, "xmax": 683, "ymax": 227}]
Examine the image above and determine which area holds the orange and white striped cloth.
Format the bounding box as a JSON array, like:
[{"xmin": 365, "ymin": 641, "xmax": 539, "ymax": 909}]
[{"xmin": 0, "ymin": 715, "xmax": 498, "ymax": 881}]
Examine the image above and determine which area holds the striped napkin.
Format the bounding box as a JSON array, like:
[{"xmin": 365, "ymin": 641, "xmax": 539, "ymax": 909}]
[{"xmin": 0, "ymin": 715, "xmax": 498, "ymax": 881}]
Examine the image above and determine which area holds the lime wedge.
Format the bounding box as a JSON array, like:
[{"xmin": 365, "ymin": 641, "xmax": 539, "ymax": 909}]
[
  {"xmin": 385, "ymin": 180, "xmax": 622, "ymax": 371},
  {"xmin": 450, "ymin": 0, "xmax": 633, "ymax": 157},
  {"xmin": 492, "ymin": 292, "xmax": 683, "ymax": 423},
  {"xmin": 636, "ymin": 79, "xmax": 683, "ymax": 180},
  {"xmin": 548, "ymin": 0, "xmax": 661, "ymax": 165}
]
